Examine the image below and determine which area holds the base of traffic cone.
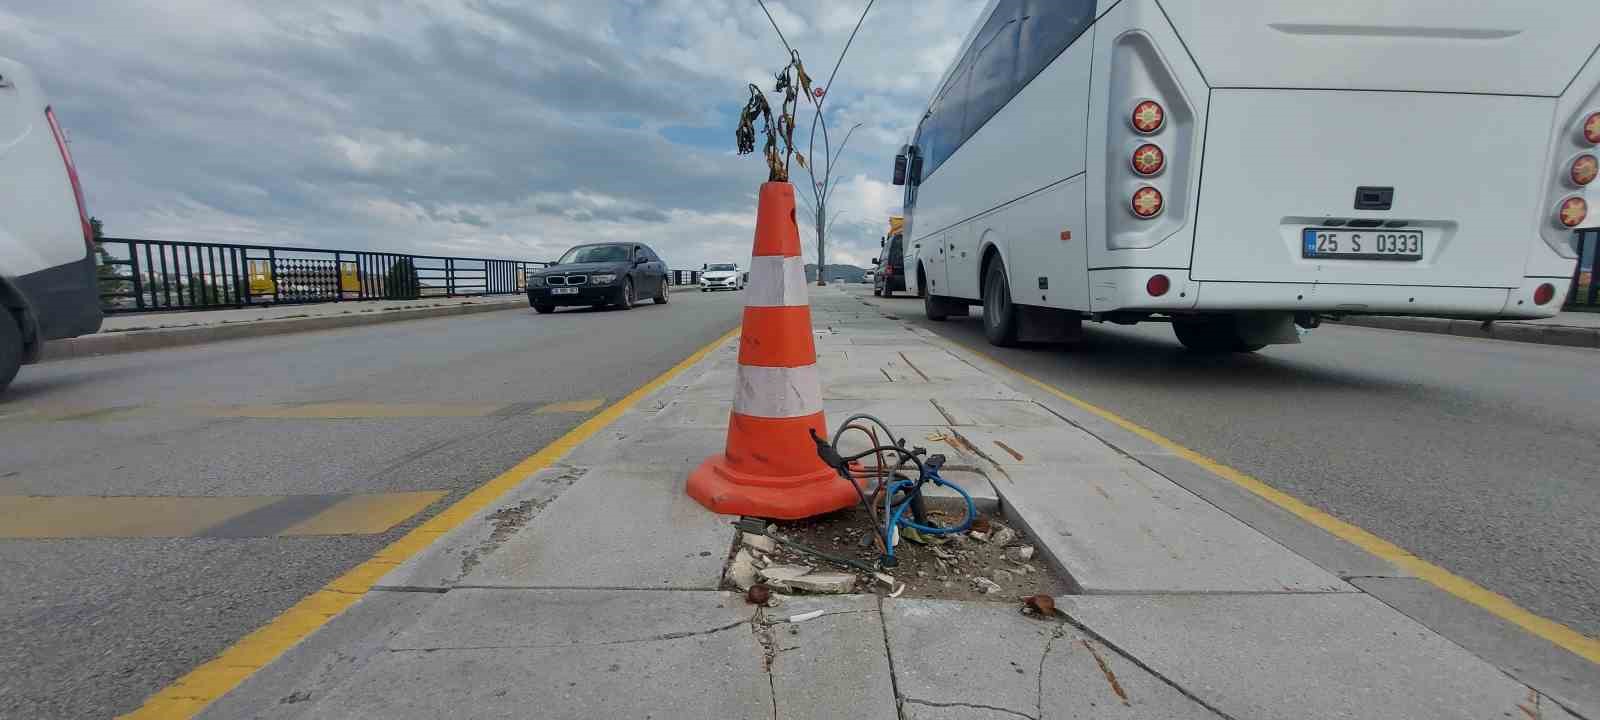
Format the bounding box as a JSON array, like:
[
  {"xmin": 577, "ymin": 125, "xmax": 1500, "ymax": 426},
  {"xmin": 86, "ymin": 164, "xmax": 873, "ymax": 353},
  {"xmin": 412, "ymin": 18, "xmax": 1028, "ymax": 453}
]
[{"xmin": 686, "ymin": 454, "xmax": 859, "ymax": 520}]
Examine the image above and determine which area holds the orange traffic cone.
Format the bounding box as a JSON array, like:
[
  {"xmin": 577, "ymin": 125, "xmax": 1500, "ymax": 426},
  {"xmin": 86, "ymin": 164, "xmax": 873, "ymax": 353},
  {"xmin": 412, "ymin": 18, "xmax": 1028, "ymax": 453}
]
[{"xmin": 686, "ymin": 182, "xmax": 859, "ymax": 520}]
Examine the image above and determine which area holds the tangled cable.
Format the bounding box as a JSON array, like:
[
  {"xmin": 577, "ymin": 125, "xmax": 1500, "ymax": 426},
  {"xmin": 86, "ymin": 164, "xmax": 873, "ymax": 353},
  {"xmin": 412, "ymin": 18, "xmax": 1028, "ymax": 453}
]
[{"xmin": 810, "ymin": 414, "xmax": 975, "ymax": 568}]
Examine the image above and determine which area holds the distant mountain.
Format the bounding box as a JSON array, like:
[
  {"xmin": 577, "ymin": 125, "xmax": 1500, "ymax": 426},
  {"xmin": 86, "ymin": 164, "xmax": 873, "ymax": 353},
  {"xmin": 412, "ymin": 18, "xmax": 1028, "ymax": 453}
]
[{"xmin": 805, "ymin": 264, "xmax": 867, "ymax": 283}]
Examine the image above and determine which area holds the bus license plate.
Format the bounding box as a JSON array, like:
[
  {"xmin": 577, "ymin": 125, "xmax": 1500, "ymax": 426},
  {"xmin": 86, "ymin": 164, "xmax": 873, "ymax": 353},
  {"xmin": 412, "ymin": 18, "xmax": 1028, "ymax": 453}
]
[
  {"xmin": 551, "ymin": 287, "xmax": 579, "ymax": 295},
  {"xmin": 1303, "ymin": 228, "xmax": 1422, "ymax": 260}
]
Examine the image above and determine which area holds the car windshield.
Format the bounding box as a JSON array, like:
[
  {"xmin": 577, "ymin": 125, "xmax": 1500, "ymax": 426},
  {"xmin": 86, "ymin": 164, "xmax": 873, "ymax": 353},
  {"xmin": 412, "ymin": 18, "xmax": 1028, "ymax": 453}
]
[
  {"xmin": 707, "ymin": 264, "xmax": 736, "ymax": 271},
  {"xmin": 558, "ymin": 244, "xmax": 630, "ymax": 264}
]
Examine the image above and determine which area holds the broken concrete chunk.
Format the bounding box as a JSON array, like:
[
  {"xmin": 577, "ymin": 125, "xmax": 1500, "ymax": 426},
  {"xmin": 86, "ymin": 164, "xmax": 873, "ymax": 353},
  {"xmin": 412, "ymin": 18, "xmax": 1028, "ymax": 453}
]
[
  {"xmin": 1004, "ymin": 545, "xmax": 1035, "ymax": 562},
  {"xmin": 740, "ymin": 532, "xmax": 777, "ymax": 553},
  {"xmin": 787, "ymin": 572, "xmax": 857, "ymax": 594},
  {"xmin": 972, "ymin": 576, "xmax": 1002, "ymax": 594},
  {"xmin": 757, "ymin": 564, "xmax": 813, "ymax": 591},
  {"xmin": 990, "ymin": 526, "xmax": 1017, "ymax": 547},
  {"xmin": 728, "ymin": 549, "xmax": 758, "ymax": 591},
  {"xmin": 992, "ymin": 568, "xmax": 1013, "ymax": 582}
]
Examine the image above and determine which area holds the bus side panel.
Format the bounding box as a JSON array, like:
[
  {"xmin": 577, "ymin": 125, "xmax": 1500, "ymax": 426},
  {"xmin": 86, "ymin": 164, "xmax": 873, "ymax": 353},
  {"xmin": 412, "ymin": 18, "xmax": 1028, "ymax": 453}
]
[
  {"xmin": 912, "ymin": 19, "xmax": 1095, "ymax": 303},
  {"xmin": 1084, "ymin": 0, "xmax": 1211, "ymax": 300},
  {"xmin": 1008, "ymin": 175, "xmax": 1089, "ymax": 310}
]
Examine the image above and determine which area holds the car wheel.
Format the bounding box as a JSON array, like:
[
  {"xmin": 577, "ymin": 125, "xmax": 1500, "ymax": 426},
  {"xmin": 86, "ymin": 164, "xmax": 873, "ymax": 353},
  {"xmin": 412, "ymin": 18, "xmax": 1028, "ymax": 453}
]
[
  {"xmin": 618, "ymin": 278, "xmax": 635, "ymax": 309},
  {"xmin": 1, "ymin": 310, "xmax": 23, "ymax": 393},
  {"xmin": 982, "ymin": 257, "xmax": 1019, "ymax": 347},
  {"xmin": 533, "ymin": 304, "xmax": 555, "ymax": 314},
  {"xmin": 653, "ymin": 281, "xmax": 669, "ymax": 304}
]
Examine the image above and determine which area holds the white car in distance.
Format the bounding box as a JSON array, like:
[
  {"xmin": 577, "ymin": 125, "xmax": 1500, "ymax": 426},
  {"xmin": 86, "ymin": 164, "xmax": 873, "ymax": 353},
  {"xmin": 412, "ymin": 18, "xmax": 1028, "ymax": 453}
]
[{"xmin": 699, "ymin": 263, "xmax": 744, "ymax": 291}]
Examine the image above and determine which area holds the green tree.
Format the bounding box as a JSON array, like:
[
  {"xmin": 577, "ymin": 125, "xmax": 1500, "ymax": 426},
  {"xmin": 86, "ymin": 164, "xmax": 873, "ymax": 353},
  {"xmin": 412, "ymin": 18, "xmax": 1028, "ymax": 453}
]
[
  {"xmin": 90, "ymin": 216, "xmax": 132, "ymax": 304},
  {"xmin": 384, "ymin": 258, "xmax": 420, "ymax": 299}
]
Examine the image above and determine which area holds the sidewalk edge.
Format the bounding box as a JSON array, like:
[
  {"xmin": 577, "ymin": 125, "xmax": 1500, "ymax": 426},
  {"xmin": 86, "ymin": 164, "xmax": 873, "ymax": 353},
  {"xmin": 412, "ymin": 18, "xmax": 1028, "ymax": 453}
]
[
  {"xmin": 41, "ymin": 300, "xmax": 527, "ymax": 362},
  {"xmin": 1333, "ymin": 316, "xmax": 1599, "ymax": 348}
]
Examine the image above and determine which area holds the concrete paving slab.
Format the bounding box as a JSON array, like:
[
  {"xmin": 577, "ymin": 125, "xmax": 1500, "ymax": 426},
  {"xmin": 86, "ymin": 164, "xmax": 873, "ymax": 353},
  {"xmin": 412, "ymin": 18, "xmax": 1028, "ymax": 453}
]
[
  {"xmin": 928, "ymin": 398, "xmax": 1068, "ymax": 428},
  {"xmin": 824, "ymin": 399, "xmax": 951, "ymax": 428},
  {"xmin": 765, "ymin": 595, "xmax": 897, "ymax": 720},
  {"xmin": 884, "ymin": 599, "xmax": 1221, "ymax": 720},
  {"xmin": 995, "ymin": 457, "xmax": 1348, "ymax": 593},
  {"xmin": 948, "ymin": 426, "xmax": 1127, "ymax": 467},
  {"xmin": 897, "ymin": 350, "xmax": 991, "ymax": 381},
  {"xmin": 559, "ymin": 424, "xmax": 725, "ymax": 476},
  {"xmin": 464, "ymin": 464, "xmax": 732, "ymax": 589},
  {"xmin": 654, "ymin": 399, "xmax": 733, "ymax": 429},
  {"xmin": 309, "ymin": 589, "xmax": 772, "ymax": 720},
  {"xmin": 377, "ymin": 465, "xmax": 586, "ymax": 590},
  {"xmin": 824, "ymin": 380, "xmax": 1027, "ymax": 401},
  {"xmin": 195, "ymin": 590, "xmax": 441, "ymax": 720},
  {"xmin": 921, "ymin": 469, "xmax": 1000, "ymax": 515},
  {"xmin": 1060, "ymin": 593, "xmax": 1551, "ymax": 720},
  {"xmin": 1351, "ymin": 577, "xmax": 1600, "ymax": 719}
]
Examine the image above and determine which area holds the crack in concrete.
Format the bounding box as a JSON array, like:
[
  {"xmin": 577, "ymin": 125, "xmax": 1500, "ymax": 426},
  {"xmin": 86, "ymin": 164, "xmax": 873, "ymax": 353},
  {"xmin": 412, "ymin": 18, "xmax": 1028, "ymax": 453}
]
[
  {"xmin": 1080, "ymin": 639, "xmax": 1130, "ymax": 707},
  {"xmin": 1036, "ymin": 625, "xmax": 1067, "ymax": 717},
  {"xmin": 901, "ymin": 698, "xmax": 1038, "ymax": 720},
  {"xmin": 390, "ymin": 618, "xmax": 750, "ymax": 653},
  {"xmin": 1056, "ymin": 610, "xmax": 1237, "ymax": 720},
  {"xmin": 898, "ymin": 352, "xmax": 932, "ymax": 382},
  {"xmin": 929, "ymin": 398, "xmax": 959, "ymax": 426}
]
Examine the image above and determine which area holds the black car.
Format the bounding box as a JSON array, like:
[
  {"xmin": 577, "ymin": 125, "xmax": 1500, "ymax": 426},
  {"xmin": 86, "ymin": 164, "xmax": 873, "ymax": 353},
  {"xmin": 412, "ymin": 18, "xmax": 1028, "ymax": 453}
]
[
  {"xmin": 873, "ymin": 232, "xmax": 907, "ymax": 297},
  {"xmin": 527, "ymin": 242, "xmax": 669, "ymax": 313}
]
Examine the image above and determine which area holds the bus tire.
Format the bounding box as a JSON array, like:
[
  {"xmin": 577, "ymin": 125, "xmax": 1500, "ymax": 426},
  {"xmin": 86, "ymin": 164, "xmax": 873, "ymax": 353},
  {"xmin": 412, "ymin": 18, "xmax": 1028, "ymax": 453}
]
[
  {"xmin": 1172, "ymin": 316, "xmax": 1263, "ymax": 353},
  {"xmin": 982, "ymin": 257, "xmax": 1019, "ymax": 347},
  {"xmin": 0, "ymin": 310, "xmax": 22, "ymax": 393},
  {"xmin": 916, "ymin": 265, "xmax": 928, "ymax": 298}
]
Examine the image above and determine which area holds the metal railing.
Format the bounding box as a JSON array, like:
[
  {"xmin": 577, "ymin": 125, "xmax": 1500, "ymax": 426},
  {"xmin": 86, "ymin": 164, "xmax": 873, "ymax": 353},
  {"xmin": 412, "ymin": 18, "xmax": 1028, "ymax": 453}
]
[
  {"xmin": 1567, "ymin": 229, "xmax": 1599, "ymax": 311},
  {"xmin": 95, "ymin": 237, "xmax": 549, "ymax": 313}
]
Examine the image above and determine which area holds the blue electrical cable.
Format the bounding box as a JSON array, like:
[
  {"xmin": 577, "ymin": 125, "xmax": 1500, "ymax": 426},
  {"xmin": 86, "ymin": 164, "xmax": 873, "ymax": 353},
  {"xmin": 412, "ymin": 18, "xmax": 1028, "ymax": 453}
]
[{"xmin": 881, "ymin": 465, "xmax": 975, "ymax": 564}]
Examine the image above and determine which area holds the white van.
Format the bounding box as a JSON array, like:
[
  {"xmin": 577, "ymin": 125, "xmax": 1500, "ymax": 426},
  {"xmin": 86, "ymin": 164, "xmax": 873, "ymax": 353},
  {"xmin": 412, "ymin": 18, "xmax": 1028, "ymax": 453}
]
[
  {"xmin": 1, "ymin": 56, "xmax": 102, "ymax": 390},
  {"xmin": 897, "ymin": 1, "xmax": 1600, "ymax": 351}
]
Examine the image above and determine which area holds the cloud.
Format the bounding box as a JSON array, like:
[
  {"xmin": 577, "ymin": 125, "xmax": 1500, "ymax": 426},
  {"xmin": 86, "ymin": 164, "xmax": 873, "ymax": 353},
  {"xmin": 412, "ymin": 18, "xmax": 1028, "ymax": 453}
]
[{"xmin": 1, "ymin": 0, "xmax": 984, "ymax": 269}]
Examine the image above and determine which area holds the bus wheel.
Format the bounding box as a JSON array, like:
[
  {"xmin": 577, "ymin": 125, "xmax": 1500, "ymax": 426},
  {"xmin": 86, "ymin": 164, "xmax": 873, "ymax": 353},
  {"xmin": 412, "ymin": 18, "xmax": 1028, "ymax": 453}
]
[
  {"xmin": 0, "ymin": 311, "xmax": 21, "ymax": 392},
  {"xmin": 1173, "ymin": 316, "xmax": 1263, "ymax": 353},
  {"xmin": 982, "ymin": 258, "xmax": 1019, "ymax": 346}
]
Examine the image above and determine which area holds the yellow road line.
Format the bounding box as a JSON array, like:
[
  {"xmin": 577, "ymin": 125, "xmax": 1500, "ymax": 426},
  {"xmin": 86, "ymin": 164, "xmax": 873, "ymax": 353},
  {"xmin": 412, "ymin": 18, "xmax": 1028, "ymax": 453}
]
[
  {"xmin": 950, "ymin": 339, "xmax": 1600, "ymax": 666},
  {"xmin": 117, "ymin": 326, "xmax": 740, "ymax": 719},
  {"xmin": 534, "ymin": 397, "xmax": 607, "ymax": 414},
  {"xmin": 279, "ymin": 492, "xmax": 447, "ymax": 536},
  {"xmin": 212, "ymin": 402, "xmax": 505, "ymax": 419},
  {"xmin": 0, "ymin": 496, "xmax": 277, "ymax": 539}
]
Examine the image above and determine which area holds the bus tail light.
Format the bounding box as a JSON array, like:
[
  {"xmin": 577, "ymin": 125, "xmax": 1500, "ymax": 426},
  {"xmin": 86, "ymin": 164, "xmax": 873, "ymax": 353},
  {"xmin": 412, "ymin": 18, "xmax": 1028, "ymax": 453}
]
[
  {"xmin": 1145, "ymin": 274, "xmax": 1170, "ymax": 297},
  {"xmin": 1534, "ymin": 283, "xmax": 1556, "ymax": 305},
  {"xmin": 1131, "ymin": 100, "xmax": 1165, "ymax": 134},
  {"xmin": 1131, "ymin": 187, "xmax": 1163, "ymax": 218},
  {"xmin": 1571, "ymin": 154, "xmax": 1597, "ymax": 186},
  {"xmin": 45, "ymin": 106, "xmax": 94, "ymax": 253},
  {"xmin": 1584, "ymin": 112, "xmax": 1600, "ymax": 145},
  {"xmin": 1557, "ymin": 196, "xmax": 1587, "ymax": 228},
  {"xmin": 1131, "ymin": 144, "xmax": 1165, "ymax": 176}
]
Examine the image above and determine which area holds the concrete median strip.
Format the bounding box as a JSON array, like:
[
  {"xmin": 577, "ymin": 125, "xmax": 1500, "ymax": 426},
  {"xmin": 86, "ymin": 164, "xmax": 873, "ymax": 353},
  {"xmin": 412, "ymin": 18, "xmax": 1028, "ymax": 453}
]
[{"xmin": 174, "ymin": 289, "xmax": 1596, "ymax": 720}]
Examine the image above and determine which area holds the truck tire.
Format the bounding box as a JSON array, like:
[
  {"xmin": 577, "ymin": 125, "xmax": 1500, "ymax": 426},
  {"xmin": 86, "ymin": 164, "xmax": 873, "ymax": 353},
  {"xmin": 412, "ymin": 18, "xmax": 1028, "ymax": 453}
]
[
  {"xmin": 982, "ymin": 258, "xmax": 1019, "ymax": 346},
  {"xmin": 924, "ymin": 292, "xmax": 961, "ymax": 322},
  {"xmin": 0, "ymin": 311, "xmax": 22, "ymax": 393}
]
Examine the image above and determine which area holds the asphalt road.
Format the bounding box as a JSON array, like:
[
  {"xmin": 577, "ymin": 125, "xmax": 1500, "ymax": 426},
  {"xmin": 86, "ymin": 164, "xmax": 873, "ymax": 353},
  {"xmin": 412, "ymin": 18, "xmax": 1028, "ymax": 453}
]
[
  {"xmin": 861, "ymin": 290, "xmax": 1600, "ymax": 641},
  {"xmin": 0, "ymin": 290, "xmax": 744, "ymax": 719}
]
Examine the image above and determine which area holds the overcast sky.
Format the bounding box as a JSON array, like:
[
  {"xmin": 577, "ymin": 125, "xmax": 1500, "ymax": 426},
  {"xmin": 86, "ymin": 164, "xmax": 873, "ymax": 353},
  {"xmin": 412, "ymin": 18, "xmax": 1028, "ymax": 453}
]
[{"xmin": 2, "ymin": 1, "xmax": 982, "ymax": 268}]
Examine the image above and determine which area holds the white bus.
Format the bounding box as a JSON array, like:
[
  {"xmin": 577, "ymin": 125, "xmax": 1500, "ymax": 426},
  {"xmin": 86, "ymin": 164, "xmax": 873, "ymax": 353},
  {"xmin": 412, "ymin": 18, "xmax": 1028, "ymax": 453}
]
[{"xmin": 894, "ymin": 1, "xmax": 1600, "ymax": 351}]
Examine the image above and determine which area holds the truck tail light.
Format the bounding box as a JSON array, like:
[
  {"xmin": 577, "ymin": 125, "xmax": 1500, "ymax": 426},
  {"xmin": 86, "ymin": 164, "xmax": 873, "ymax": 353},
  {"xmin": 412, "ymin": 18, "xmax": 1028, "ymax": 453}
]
[
  {"xmin": 1534, "ymin": 283, "xmax": 1556, "ymax": 305},
  {"xmin": 1146, "ymin": 274, "xmax": 1170, "ymax": 297},
  {"xmin": 1584, "ymin": 112, "xmax": 1600, "ymax": 145},
  {"xmin": 45, "ymin": 106, "xmax": 94, "ymax": 253}
]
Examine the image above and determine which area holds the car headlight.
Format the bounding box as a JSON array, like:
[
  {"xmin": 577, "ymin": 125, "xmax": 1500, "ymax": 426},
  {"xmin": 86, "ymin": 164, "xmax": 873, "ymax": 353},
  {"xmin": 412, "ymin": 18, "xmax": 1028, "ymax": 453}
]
[
  {"xmin": 591, "ymin": 273, "xmax": 617, "ymax": 284},
  {"xmin": 528, "ymin": 275, "xmax": 545, "ymax": 287}
]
